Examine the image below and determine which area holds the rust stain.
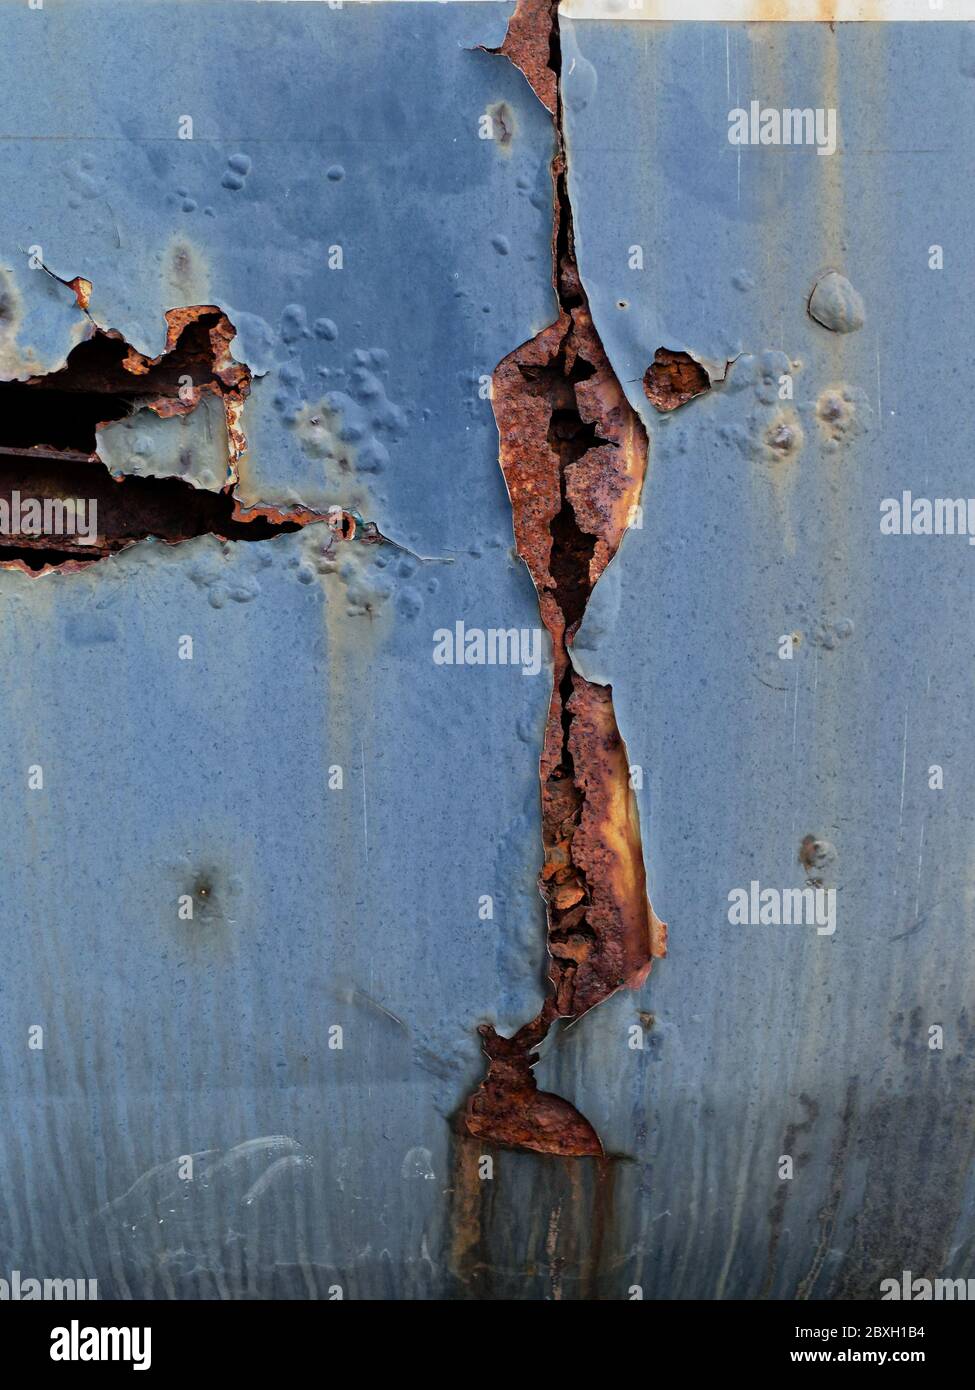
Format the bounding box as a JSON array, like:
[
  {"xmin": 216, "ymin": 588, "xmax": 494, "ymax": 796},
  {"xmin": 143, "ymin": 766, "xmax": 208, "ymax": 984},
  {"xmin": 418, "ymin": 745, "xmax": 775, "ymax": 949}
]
[
  {"xmin": 448, "ymin": 1121, "xmax": 627, "ymax": 1297},
  {"xmin": 642, "ymin": 347, "xmax": 711, "ymax": 413},
  {"xmin": 447, "ymin": 1125, "xmax": 493, "ymax": 1290},
  {"xmin": 464, "ymin": 0, "xmax": 665, "ymax": 1158},
  {"xmin": 762, "ymin": 1093, "xmax": 819, "ymax": 1298},
  {"xmin": 799, "ymin": 834, "xmax": 825, "ymax": 872},
  {"xmin": 486, "ymin": 100, "xmax": 516, "ymax": 151}
]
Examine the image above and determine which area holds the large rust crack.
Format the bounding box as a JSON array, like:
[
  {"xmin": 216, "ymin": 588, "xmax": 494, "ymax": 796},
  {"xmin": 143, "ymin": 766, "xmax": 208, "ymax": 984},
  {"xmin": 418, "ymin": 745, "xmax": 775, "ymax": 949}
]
[{"xmin": 464, "ymin": 2, "xmax": 666, "ymax": 1157}]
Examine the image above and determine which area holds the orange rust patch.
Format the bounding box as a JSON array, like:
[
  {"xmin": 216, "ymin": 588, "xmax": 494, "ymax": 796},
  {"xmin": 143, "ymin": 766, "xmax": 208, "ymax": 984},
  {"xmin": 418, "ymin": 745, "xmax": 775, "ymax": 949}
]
[
  {"xmin": 567, "ymin": 303, "xmax": 647, "ymax": 588},
  {"xmin": 561, "ymin": 676, "xmax": 666, "ymax": 1011},
  {"xmin": 643, "ymin": 347, "xmax": 711, "ymax": 413},
  {"xmin": 110, "ymin": 304, "xmax": 251, "ymax": 464},
  {"xmin": 491, "ymin": 304, "xmax": 646, "ymax": 655},
  {"xmin": 493, "ymin": 312, "xmax": 569, "ymax": 651},
  {"xmin": 485, "ymin": 0, "xmax": 559, "ymax": 113},
  {"xmin": 120, "ymin": 345, "xmax": 150, "ymax": 376},
  {"xmin": 466, "ymin": 1005, "xmax": 602, "ymax": 1157},
  {"xmin": 67, "ymin": 276, "xmax": 92, "ymax": 311},
  {"xmin": 120, "ymin": 306, "xmax": 249, "ymax": 398}
]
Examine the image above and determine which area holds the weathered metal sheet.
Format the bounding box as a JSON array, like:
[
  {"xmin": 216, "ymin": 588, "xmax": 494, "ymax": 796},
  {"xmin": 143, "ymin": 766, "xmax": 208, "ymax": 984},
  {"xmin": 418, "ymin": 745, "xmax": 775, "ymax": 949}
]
[
  {"xmin": 2, "ymin": 0, "xmax": 973, "ymax": 1305},
  {"xmin": 564, "ymin": 15, "xmax": 975, "ymax": 1297},
  {"xmin": 0, "ymin": 0, "xmax": 558, "ymax": 1299}
]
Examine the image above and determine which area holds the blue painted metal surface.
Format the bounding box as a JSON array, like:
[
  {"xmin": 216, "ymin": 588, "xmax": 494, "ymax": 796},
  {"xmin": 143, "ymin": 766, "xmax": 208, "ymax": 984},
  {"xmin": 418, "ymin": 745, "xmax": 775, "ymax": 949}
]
[
  {"xmin": 565, "ymin": 17, "xmax": 975, "ymax": 1296},
  {"xmin": 1, "ymin": 1, "xmax": 973, "ymax": 1301},
  {"xmin": 0, "ymin": 0, "xmax": 559, "ymax": 1299}
]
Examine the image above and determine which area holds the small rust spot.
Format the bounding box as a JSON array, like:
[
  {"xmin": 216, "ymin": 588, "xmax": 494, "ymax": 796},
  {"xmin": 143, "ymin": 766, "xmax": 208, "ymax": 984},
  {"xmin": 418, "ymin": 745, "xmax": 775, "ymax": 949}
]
[
  {"xmin": 800, "ymin": 835, "xmax": 826, "ymax": 871},
  {"xmin": 327, "ymin": 508, "xmax": 358, "ymax": 541},
  {"xmin": 767, "ymin": 419, "xmax": 798, "ymax": 456},
  {"xmin": 799, "ymin": 834, "xmax": 836, "ymax": 887},
  {"xmin": 642, "ymin": 348, "xmax": 711, "ymax": 413},
  {"xmin": 67, "ymin": 276, "xmax": 92, "ymax": 311},
  {"xmin": 487, "ymin": 101, "xmax": 515, "ymax": 149}
]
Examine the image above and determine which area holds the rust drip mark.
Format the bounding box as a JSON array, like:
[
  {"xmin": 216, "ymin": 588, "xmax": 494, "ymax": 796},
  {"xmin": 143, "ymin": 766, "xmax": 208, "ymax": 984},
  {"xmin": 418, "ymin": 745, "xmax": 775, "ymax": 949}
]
[
  {"xmin": 0, "ymin": 300, "xmax": 387, "ymax": 574},
  {"xmin": 464, "ymin": 1, "xmax": 665, "ymax": 1159},
  {"xmin": 762, "ymin": 1093, "xmax": 819, "ymax": 1299},
  {"xmin": 642, "ymin": 347, "xmax": 711, "ymax": 413},
  {"xmin": 447, "ymin": 1121, "xmax": 623, "ymax": 1297}
]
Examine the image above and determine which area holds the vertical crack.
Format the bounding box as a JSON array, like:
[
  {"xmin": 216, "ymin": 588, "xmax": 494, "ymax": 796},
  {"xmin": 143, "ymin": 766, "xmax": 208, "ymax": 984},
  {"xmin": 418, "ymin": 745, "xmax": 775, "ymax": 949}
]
[{"xmin": 464, "ymin": 1, "xmax": 666, "ymax": 1158}]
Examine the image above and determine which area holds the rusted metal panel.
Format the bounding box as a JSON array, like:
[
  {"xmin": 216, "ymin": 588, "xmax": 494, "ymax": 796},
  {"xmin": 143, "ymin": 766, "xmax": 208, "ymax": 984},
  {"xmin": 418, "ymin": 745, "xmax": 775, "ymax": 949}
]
[
  {"xmin": 2, "ymin": 0, "xmax": 973, "ymax": 1305},
  {"xmin": 563, "ymin": 13, "xmax": 975, "ymax": 1297},
  {"xmin": 0, "ymin": 0, "xmax": 558, "ymax": 1299}
]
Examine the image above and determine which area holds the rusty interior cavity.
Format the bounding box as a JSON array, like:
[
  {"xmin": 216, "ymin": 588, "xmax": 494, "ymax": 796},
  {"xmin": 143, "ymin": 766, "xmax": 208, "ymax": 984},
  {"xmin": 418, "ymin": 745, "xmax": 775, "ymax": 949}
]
[
  {"xmin": 642, "ymin": 347, "xmax": 712, "ymax": 413},
  {"xmin": 464, "ymin": 0, "xmax": 666, "ymax": 1159},
  {"xmin": 0, "ymin": 306, "xmax": 319, "ymax": 574}
]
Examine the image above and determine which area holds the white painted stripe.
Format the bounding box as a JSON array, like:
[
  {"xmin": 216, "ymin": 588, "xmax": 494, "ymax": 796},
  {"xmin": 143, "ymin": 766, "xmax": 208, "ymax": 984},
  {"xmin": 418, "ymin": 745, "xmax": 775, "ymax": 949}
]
[
  {"xmin": 212, "ymin": 0, "xmax": 975, "ymax": 17},
  {"xmin": 560, "ymin": 0, "xmax": 973, "ymax": 18}
]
